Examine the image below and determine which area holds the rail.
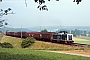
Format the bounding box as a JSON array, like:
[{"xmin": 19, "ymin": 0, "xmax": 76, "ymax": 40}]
[{"xmin": 69, "ymin": 43, "xmax": 90, "ymax": 48}]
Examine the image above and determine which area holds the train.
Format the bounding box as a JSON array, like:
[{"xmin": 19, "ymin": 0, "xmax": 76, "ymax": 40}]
[{"xmin": 6, "ymin": 31, "xmax": 74, "ymax": 44}]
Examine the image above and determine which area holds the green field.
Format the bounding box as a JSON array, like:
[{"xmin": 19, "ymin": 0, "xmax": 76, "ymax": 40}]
[
  {"xmin": 79, "ymin": 36, "xmax": 90, "ymax": 41},
  {"xmin": 0, "ymin": 48, "xmax": 90, "ymax": 60},
  {"xmin": 74, "ymin": 36, "xmax": 90, "ymax": 45},
  {"xmin": 74, "ymin": 41, "xmax": 90, "ymax": 45}
]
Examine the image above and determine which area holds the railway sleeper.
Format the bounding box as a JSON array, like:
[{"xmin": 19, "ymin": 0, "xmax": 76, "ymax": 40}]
[
  {"xmin": 51, "ymin": 39, "xmax": 58, "ymax": 43},
  {"xmin": 88, "ymin": 45, "xmax": 90, "ymax": 48}
]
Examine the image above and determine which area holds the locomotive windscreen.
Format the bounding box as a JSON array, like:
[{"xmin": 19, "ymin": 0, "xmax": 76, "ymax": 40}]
[{"xmin": 68, "ymin": 35, "xmax": 72, "ymax": 40}]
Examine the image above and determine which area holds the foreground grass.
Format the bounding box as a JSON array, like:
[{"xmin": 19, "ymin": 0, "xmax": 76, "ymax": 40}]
[
  {"xmin": 0, "ymin": 36, "xmax": 90, "ymax": 60},
  {"xmin": 0, "ymin": 48, "xmax": 90, "ymax": 60}
]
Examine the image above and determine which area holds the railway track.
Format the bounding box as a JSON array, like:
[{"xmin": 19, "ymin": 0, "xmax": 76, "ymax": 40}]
[
  {"xmin": 38, "ymin": 40, "xmax": 90, "ymax": 48},
  {"xmin": 69, "ymin": 43, "xmax": 90, "ymax": 48}
]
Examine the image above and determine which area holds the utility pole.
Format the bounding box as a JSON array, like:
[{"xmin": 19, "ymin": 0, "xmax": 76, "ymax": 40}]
[
  {"xmin": 70, "ymin": 30, "xmax": 71, "ymax": 34},
  {"xmin": 21, "ymin": 26, "xmax": 22, "ymax": 39},
  {"xmin": 40, "ymin": 26, "xmax": 41, "ymax": 32}
]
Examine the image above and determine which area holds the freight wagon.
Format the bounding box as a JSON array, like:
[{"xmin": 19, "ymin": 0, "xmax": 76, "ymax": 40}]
[
  {"xmin": 40, "ymin": 32, "xmax": 55, "ymax": 41},
  {"xmin": 6, "ymin": 31, "xmax": 14, "ymax": 36},
  {"xmin": 26, "ymin": 32, "xmax": 42, "ymax": 40}
]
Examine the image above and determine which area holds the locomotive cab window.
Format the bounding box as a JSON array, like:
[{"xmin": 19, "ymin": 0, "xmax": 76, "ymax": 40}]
[
  {"xmin": 68, "ymin": 35, "xmax": 72, "ymax": 40},
  {"xmin": 67, "ymin": 34, "xmax": 73, "ymax": 40}
]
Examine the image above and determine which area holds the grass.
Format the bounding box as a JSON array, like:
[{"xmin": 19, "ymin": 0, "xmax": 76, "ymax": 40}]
[
  {"xmin": 0, "ymin": 48, "xmax": 90, "ymax": 60},
  {"xmin": 0, "ymin": 33, "xmax": 3, "ymax": 40},
  {"xmin": 74, "ymin": 41, "xmax": 90, "ymax": 45},
  {"xmin": 73, "ymin": 36, "xmax": 90, "ymax": 45},
  {"xmin": 0, "ymin": 36, "xmax": 70, "ymax": 50},
  {"xmin": 0, "ymin": 36, "xmax": 90, "ymax": 60},
  {"xmin": 0, "ymin": 36, "xmax": 22, "ymax": 48},
  {"xmin": 29, "ymin": 41, "xmax": 68, "ymax": 49},
  {"xmin": 79, "ymin": 36, "xmax": 90, "ymax": 40}
]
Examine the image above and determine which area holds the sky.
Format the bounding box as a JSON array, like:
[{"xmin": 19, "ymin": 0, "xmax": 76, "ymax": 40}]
[{"xmin": 0, "ymin": 0, "xmax": 90, "ymax": 28}]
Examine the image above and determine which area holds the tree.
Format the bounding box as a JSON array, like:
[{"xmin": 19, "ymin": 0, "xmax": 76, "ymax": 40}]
[
  {"xmin": 0, "ymin": 0, "xmax": 82, "ymax": 11},
  {"xmin": 0, "ymin": 8, "xmax": 14, "ymax": 18},
  {"xmin": 41, "ymin": 29, "xmax": 48, "ymax": 32},
  {"xmin": 73, "ymin": 0, "xmax": 82, "ymax": 4},
  {"xmin": 34, "ymin": 0, "xmax": 82, "ymax": 11},
  {"xmin": 0, "ymin": 8, "xmax": 14, "ymax": 28}
]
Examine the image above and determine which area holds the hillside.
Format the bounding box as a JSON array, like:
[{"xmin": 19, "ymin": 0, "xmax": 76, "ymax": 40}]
[{"xmin": 0, "ymin": 35, "xmax": 69, "ymax": 49}]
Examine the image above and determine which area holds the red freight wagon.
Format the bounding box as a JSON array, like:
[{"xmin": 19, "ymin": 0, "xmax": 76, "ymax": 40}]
[
  {"xmin": 9, "ymin": 32, "xmax": 14, "ymax": 36},
  {"xmin": 16, "ymin": 32, "xmax": 26, "ymax": 38},
  {"xmin": 22, "ymin": 32, "xmax": 27, "ymax": 38},
  {"xmin": 41, "ymin": 32, "xmax": 55, "ymax": 41},
  {"xmin": 16, "ymin": 32, "xmax": 21, "ymax": 37},
  {"xmin": 25, "ymin": 32, "xmax": 33, "ymax": 37},
  {"xmin": 6, "ymin": 31, "xmax": 10, "ymax": 36},
  {"xmin": 6, "ymin": 32, "xmax": 9, "ymax": 36},
  {"xmin": 6, "ymin": 31, "xmax": 14, "ymax": 36},
  {"xmin": 25, "ymin": 32, "xmax": 41, "ymax": 39},
  {"xmin": 14, "ymin": 32, "xmax": 18, "ymax": 37},
  {"xmin": 32, "ymin": 32, "xmax": 41, "ymax": 39}
]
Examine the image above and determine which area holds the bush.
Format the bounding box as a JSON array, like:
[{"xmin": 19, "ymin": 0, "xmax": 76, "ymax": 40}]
[
  {"xmin": 21, "ymin": 37, "xmax": 35, "ymax": 48},
  {"xmin": 0, "ymin": 43, "xmax": 1, "ymax": 45},
  {"xmin": 0, "ymin": 42, "xmax": 13, "ymax": 48},
  {"xmin": 0, "ymin": 43, "xmax": 2, "ymax": 47}
]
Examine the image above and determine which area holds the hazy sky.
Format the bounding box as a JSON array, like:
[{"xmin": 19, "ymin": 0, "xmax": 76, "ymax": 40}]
[{"xmin": 0, "ymin": 0, "xmax": 90, "ymax": 28}]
